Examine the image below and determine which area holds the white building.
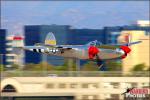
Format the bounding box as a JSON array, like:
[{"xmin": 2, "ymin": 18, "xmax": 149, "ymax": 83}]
[
  {"xmin": 5, "ymin": 36, "xmax": 24, "ymax": 68},
  {"xmin": 136, "ymin": 20, "xmax": 150, "ymax": 27},
  {"xmin": 1, "ymin": 76, "xmax": 149, "ymax": 100}
]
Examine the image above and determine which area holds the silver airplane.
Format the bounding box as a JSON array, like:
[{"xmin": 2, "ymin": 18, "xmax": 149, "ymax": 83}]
[{"xmin": 22, "ymin": 32, "xmax": 142, "ymax": 69}]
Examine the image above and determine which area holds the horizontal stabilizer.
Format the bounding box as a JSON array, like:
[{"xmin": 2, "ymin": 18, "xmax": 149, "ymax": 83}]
[{"xmin": 124, "ymin": 41, "xmax": 142, "ymax": 46}]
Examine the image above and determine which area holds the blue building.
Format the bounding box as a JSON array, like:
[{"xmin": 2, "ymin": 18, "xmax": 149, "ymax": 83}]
[
  {"xmin": 68, "ymin": 29, "xmax": 105, "ymax": 45},
  {"xmin": 103, "ymin": 26, "xmax": 122, "ymax": 44},
  {"xmin": 104, "ymin": 25, "xmax": 150, "ymax": 44},
  {"xmin": 122, "ymin": 25, "xmax": 150, "ymax": 35},
  {"xmin": 0, "ymin": 29, "xmax": 7, "ymax": 66},
  {"xmin": 24, "ymin": 25, "xmax": 71, "ymax": 65}
]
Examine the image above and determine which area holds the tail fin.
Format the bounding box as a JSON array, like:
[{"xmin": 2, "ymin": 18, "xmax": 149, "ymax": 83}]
[
  {"xmin": 124, "ymin": 35, "xmax": 142, "ymax": 46},
  {"xmin": 45, "ymin": 32, "xmax": 56, "ymax": 45},
  {"xmin": 124, "ymin": 34, "xmax": 131, "ymax": 46},
  {"xmin": 126, "ymin": 41, "xmax": 142, "ymax": 46}
]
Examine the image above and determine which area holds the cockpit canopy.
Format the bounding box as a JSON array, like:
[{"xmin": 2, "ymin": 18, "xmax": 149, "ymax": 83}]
[{"xmin": 86, "ymin": 40, "xmax": 102, "ymax": 46}]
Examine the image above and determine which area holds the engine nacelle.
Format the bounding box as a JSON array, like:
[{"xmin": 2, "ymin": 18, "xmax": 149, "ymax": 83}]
[
  {"xmin": 88, "ymin": 46, "xmax": 99, "ymax": 59},
  {"xmin": 120, "ymin": 46, "xmax": 131, "ymax": 59}
]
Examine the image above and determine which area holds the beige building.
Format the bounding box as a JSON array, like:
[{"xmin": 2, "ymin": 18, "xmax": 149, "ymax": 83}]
[
  {"xmin": 1, "ymin": 77, "xmax": 149, "ymax": 100},
  {"xmin": 136, "ymin": 20, "xmax": 150, "ymax": 27},
  {"xmin": 5, "ymin": 36, "xmax": 24, "ymax": 67},
  {"xmin": 118, "ymin": 30, "xmax": 149, "ymax": 72}
]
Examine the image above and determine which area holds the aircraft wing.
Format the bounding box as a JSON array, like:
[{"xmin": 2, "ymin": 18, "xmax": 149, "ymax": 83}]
[
  {"xmin": 45, "ymin": 44, "xmax": 73, "ymax": 50},
  {"xmin": 97, "ymin": 45, "xmax": 120, "ymax": 50},
  {"xmin": 97, "ymin": 41, "xmax": 142, "ymax": 49}
]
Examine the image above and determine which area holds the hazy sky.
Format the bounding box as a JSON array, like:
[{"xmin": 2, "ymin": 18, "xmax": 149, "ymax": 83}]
[{"xmin": 1, "ymin": 1, "xmax": 149, "ymax": 35}]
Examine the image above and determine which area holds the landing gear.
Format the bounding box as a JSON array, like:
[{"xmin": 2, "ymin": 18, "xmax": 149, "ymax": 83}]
[
  {"xmin": 96, "ymin": 55, "xmax": 107, "ymax": 71},
  {"xmin": 60, "ymin": 50, "xmax": 64, "ymax": 53},
  {"xmin": 96, "ymin": 60, "xmax": 107, "ymax": 71}
]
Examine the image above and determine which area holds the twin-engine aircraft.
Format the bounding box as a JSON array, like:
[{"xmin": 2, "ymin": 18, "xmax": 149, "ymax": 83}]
[{"xmin": 22, "ymin": 32, "xmax": 141, "ymax": 70}]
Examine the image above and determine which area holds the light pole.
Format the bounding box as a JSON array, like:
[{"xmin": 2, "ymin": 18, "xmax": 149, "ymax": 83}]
[{"xmin": 76, "ymin": 59, "xmax": 80, "ymax": 76}]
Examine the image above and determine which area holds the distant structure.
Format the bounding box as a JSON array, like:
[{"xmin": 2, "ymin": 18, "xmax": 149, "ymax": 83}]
[
  {"xmin": 119, "ymin": 31, "xmax": 149, "ymax": 72},
  {"xmin": 104, "ymin": 23, "xmax": 150, "ymax": 45},
  {"xmin": 5, "ymin": 35, "xmax": 24, "ymax": 68},
  {"xmin": 1, "ymin": 77, "xmax": 149, "ymax": 100},
  {"xmin": 118, "ymin": 20, "xmax": 150, "ymax": 72},
  {"xmin": 68, "ymin": 29, "xmax": 105, "ymax": 45},
  {"xmin": 136, "ymin": 20, "xmax": 150, "ymax": 27},
  {"xmin": 0, "ymin": 29, "xmax": 7, "ymax": 66}
]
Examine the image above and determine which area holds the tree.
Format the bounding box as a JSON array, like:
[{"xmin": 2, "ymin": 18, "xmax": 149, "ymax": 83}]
[
  {"xmin": 23, "ymin": 62, "xmax": 54, "ymax": 71},
  {"xmin": 53, "ymin": 65, "xmax": 68, "ymax": 71},
  {"xmin": 81, "ymin": 61, "xmax": 99, "ymax": 71},
  {"xmin": 147, "ymin": 67, "xmax": 150, "ymax": 71},
  {"xmin": 131, "ymin": 63, "xmax": 146, "ymax": 71},
  {"xmin": 11, "ymin": 64, "xmax": 20, "ymax": 70},
  {"xmin": 53, "ymin": 59, "xmax": 77, "ymax": 71},
  {"xmin": 105, "ymin": 61, "xmax": 122, "ymax": 71},
  {"xmin": 37, "ymin": 62, "xmax": 54, "ymax": 71},
  {"xmin": 0, "ymin": 65, "xmax": 4, "ymax": 71},
  {"xmin": 23, "ymin": 63, "xmax": 36, "ymax": 71}
]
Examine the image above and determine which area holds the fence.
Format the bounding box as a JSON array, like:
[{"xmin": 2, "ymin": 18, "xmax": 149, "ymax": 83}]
[{"xmin": 1, "ymin": 71, "xmax": 149, "ymax": 78}]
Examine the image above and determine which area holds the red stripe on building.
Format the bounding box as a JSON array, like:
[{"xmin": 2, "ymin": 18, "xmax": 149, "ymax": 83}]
[{"xmin": 13, "ymin": 36, "xmax": 24, "ymax": 40}]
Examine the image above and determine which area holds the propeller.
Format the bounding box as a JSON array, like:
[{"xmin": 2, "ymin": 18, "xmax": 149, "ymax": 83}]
[
  {"xmin": 120, "ymin": 34, "xmax": 132, "ymax": 59},
  {"xmin": 88, "ymin": 46, "xmax": 99, "ymax": 59},
  {"xmin": 88, "ymin": 46, "xmax": 107, "ymax": 70},
  {"xmin": 120, "ymin": 45, "xmax": 131, "ymax": 59}
]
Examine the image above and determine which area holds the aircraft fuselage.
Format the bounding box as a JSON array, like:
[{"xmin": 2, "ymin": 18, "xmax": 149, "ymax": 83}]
[{"xmin": 23, "ymin": 45, "xmax": 124, "ymax": 60}]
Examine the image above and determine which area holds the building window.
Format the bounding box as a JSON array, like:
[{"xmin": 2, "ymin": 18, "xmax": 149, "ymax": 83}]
[
  {"xmin": 109, "ymin": 94, "xmax": 119, "ymax": 100},
  {"xmin": 45, "ymin": 83, "xmax": 54, "ymax": 88},
  {"xmin": 58, "ymin": 83, "xmax": 66, "ymax": 88},
  {"xmin": 70, "ymin": 83, "xmax": 78, "ymax": 88},
  {"xmin": 82, "ymin": 95, "xmax": 88, "ymax": 100},
  {"xmin": 110, "ymin": 82, "xmax": 120, "ymax": 89},
  {"xmin": 123, "ymin": 82, "xmax": 138, "ymax": 88},
  {"xmin": 141, "ymin": 82, "xmax": 149, "ymax": 88},
  {"xmin": 82, "ymin": 95, "xmax": 99, "ymax": 100},
  {"xmin": 6, "ymin": 56, "xmax": 15, "ymax": 59},
  {"xmin": 130, "ymin": 82, "xmax": 138, "ymax": 87},
  {"xmin": 2, "ymin": 85, "xmax": 16, "ymax": 92},
  {"xmin": 124, "ymin": 83, "xmax": 132, "ymax": 88},
  {"xmin": 82, "ymin": 83, "xmax": 89, "ymax": 88},
  {"xmin": 145, "ymin": 31, "xmax": 150, "ymax": 35},
  {"xmin": 90, "ymin": 83, "xmax": 99, "ymax": 88},
  {"xmin": 82, "ymin": 83, "xmax": 99, "ymax": 89},
  {"xmin": 103, "ymin": 83, "xmax": 111, "ymax": 88},
  {"xmin": 105, "ymin": 94, "xmax": 119, "ymax": 100}
]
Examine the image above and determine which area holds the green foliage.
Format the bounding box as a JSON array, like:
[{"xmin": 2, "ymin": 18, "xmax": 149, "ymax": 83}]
[
  {"xmin": 81, "ymin": 61, "xmax": 99, "ymax": 71},
  {"xmin": 53, "ymin": 65, "xmax": 68, "ymax": 71},
  {"xmin": 81, "ymin": 60, "xmax": 122, "ymax": 71},
  {"xmin": 11, "ymin": 64, "xmax": 20, "ymax": 70},
  {"xmin": 68, "ymin": 60, "xmax": 78, "ymax": 71},
  {"xmin": 147, "ymin": 66, "xmax": 150, "ymax": 71},
  {"xmin": 53, "ymin": 59, "xmax": 77, "ymax": 71},
  {"xmin": 105, "ymin": 61, "xmax": 122, "ymax": 71},
  {"xmin": 1, "ymin": 64, "xmax": 20, "ymax": 71},
  {"xmin": 131, "ymin": 63, "xmax": 146, "ymax": 71},
  {"xmin": 23, "ymin": 62, "xmax": 54, "ymax": 71},
  {"xmin": 64, "ymin": 59, "xmax": 78, "ymax": 71},
  {"xmin": 0, "ymin": 65, "xmax": 4, "ymax": 71}
]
